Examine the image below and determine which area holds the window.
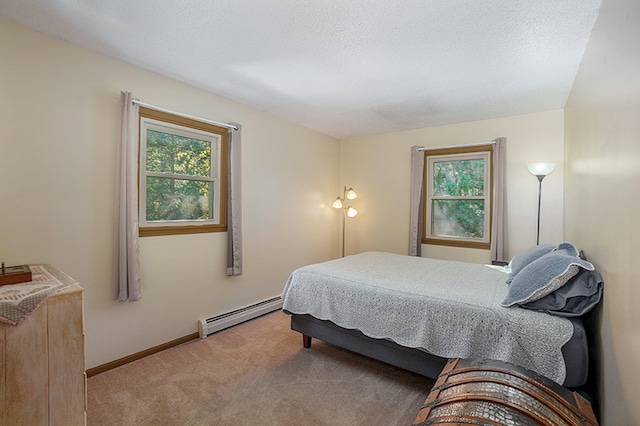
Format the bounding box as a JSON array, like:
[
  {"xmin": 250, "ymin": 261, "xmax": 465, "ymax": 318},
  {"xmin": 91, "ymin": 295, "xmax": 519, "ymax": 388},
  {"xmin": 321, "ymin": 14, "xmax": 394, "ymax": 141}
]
[
  {"xmin": 138, "ymin": 107, "xmax": 227, "ymax": 237},
  {"xmin": 423, "ymin": 145, "xmax": 492, "ymax": 249}
]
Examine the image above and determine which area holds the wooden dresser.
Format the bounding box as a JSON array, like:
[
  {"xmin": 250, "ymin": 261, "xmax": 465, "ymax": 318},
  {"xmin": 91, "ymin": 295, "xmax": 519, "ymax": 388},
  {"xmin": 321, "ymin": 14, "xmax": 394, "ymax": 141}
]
[{"xmin": 0, "ymin": 269, "xmax": 86, "ymax": 426}]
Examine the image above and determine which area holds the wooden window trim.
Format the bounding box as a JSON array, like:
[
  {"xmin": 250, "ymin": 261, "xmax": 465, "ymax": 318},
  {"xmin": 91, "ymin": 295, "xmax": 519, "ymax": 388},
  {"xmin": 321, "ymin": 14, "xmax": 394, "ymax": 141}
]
[
  {"xmin": 138, "ymin": 106, "xmax": 228, "ymax": 237},
  {"xmin": 422, "ymin": 145, "xmax": 493, "ymax": 249}
]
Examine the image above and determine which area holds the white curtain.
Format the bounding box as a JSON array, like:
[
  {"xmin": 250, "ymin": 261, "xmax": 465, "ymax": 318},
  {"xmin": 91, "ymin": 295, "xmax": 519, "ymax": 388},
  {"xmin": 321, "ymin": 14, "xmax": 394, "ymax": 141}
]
[
  {"xmin": 113, "ymin": 91, "xmax": 142, "ymax": 301},
  {"xmin": 226, "ymin": 123, "xmax": 243, "ymax": 276},
  {"xmin": 490, "ymin": 137, "xmax": 508, "ymax": 262},
  {"xmin": 409, "ymin": 146, "xmax": 425, "ymax": 256}
]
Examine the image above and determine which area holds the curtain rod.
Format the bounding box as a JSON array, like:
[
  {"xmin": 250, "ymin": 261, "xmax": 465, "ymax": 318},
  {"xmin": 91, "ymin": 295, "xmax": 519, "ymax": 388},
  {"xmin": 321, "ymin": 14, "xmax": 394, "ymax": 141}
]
[
  {"xmin": 132, "ymin": 99, "xmax": 238, "ymax": 131},
  {"xmin": 417, "ymin": 141, "xmax": 495, "ymax": 151}
]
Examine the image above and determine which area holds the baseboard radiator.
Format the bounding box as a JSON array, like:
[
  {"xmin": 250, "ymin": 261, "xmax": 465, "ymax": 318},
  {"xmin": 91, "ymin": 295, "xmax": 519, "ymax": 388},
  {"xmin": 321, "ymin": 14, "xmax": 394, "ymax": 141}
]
[{"xmin": 198, "ymin": 296, "xmax": 283, "ymax": 339}]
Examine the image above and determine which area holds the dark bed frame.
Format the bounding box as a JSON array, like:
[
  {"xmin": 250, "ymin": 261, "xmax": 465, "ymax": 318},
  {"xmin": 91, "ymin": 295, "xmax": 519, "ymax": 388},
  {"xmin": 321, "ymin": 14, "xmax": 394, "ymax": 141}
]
[
  {"xmin": 288, "ymin": 310, "xmax": 594, "ymax": 389},
  {"xmin": 291, "ymin": 313, "xmax": 447, "ymax": 379}
]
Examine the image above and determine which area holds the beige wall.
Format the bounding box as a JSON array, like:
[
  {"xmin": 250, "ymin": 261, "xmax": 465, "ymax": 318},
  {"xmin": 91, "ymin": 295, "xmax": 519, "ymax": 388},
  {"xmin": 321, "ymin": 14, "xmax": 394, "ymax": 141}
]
[
  {"xmin": 4, "ymin": 7, "xmax": 635, "ymax": 423},
  {"xmin": 340, "ymin": 110, "xmax": 565, "ymax": 263},
  {"xmin": 564, "ymin": 0, "xmax": 640, "ymax": 424},
  {"xmin": 0, "ymin": 18, "xmax": 340, "ymax": 368}
]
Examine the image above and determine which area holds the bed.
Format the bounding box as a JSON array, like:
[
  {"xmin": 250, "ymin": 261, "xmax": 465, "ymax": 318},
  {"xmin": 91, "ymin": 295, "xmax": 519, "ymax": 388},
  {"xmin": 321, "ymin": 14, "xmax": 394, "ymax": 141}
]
[{"xmin": 282, "ymin": 246, "xmax": 603, "ymax": 389}]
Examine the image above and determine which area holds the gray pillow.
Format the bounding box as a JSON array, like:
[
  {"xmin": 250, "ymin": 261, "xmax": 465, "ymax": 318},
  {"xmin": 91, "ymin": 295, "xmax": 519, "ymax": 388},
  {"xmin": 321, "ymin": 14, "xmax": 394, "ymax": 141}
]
[
  {"xmin": 556, "ymin": 241, "xmax": 581, "ymax": 257},
  {"xmin": 502, "ymin": 247, "xmax": 594, "ymax": 307},
  {"xmin": 506, "ymin": 243, "xmax": 556, "ymax": 284},
  {"xmin": 520, "ymin": 268, "xmax": 603, "ymax": 317}
]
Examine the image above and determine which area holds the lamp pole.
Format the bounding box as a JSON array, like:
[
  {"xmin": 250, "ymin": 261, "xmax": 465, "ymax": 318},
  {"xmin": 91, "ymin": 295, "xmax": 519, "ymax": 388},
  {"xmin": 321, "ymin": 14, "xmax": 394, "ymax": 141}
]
[
  {"xmin": 341, "ymin": 208, "xmax": 346, "ymax": 258},
  {"xmin": 535, "ymin": 175, "xmax": 544, "ymax": 245},
  {"xmin": 332, "ymin": 186, "xmax": 357, "ymax": 257},
  {"xmin": 527, "ymin": 162, "xmax": 555, "ymax": 246}
]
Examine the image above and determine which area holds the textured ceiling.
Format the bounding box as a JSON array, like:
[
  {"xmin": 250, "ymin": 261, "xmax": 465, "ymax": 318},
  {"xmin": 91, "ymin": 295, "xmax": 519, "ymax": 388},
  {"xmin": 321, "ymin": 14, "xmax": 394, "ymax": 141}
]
[{"xmin": 0, "ymin": 0, "xmax": 602, "ymax": 139}]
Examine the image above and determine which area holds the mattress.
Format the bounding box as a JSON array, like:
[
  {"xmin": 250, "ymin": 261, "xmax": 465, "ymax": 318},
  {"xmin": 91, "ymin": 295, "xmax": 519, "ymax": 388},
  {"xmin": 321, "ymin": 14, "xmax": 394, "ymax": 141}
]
[{"xmin": 282, "ymin": 252, "xmax": 588, "ymax": 386}]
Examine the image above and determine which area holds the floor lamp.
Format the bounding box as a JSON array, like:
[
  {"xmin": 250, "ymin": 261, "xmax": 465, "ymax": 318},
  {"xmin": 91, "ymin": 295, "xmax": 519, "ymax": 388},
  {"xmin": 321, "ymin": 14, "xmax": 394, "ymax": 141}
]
[
  {"xmin": 527, "ymin": 162, "xmax": 556, "ymax": 245},
  {"xmin": 332, "ymin": 186, "xmax": 358, "ymax": 257}
]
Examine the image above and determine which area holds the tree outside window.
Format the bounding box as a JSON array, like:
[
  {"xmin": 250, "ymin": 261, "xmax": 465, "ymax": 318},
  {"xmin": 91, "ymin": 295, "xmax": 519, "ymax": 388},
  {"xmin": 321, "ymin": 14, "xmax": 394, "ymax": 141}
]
[
  {"xmin": 138, "ymin": 107, "xmax": 228, "ymax": 237},
  {"xmin": 423, "ymin": 145, "xmax": 492, "ymax": 249}
]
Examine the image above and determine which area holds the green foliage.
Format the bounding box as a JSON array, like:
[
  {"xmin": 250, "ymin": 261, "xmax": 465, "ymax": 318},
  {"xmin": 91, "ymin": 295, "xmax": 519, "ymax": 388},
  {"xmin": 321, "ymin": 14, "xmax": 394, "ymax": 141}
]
[
  {"xmin": 433, "ymin": 159, "xmax": 484, "ymax": 196},
  {"xmin": 432, "ymin": 159, "xmax": 485, "ymax": 238},
  {"xmin": 145, "ymin": 130, "xmax": 213, "ymax": 221},
  {"xmin": 432, "ymin": 200, "xmax": 484, "ymax": 238},
  {"xmin": 146, "ymin": 178, "xmax": 212, "ymax": 221}
]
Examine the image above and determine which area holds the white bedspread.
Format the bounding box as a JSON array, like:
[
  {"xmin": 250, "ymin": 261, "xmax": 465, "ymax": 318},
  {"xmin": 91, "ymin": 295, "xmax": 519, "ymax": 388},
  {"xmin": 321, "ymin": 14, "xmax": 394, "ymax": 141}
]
[{"xmin": 282, "ymin": 251, "xmax": 574, "ymax": 384}]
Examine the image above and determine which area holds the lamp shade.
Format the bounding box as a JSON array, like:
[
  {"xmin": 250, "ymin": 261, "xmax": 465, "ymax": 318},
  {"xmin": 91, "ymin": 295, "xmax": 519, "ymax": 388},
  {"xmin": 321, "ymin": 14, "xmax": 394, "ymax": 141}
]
[
  {"xmin": 346, "ymin": 207, "xmax": 358, "ymax": 217},
  {"xmin": 345, "ymin": 188, "xmax": 357, "ymax": 200},
  {"xmin": 332, "ymin": 197, "xmax": 343, "ymax": 209},
  {"xmin": 527, "ymin": 162, "xmax": 556, "ymax": 177}
]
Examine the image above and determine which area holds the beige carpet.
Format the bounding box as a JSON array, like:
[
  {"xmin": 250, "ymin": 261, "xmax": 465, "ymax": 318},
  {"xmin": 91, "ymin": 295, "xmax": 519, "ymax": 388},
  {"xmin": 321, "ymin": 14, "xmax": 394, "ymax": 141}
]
[{"xmin": 87, "ymin": 311, "xmax": 435, "ymax": 426}]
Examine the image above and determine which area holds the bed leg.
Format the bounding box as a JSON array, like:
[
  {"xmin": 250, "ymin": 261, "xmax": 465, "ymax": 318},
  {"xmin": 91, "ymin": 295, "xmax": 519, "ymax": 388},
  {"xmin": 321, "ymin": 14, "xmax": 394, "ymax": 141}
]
[{"xmin": 302, "ymin": 334, "xmax": 311, "ymax": 348}]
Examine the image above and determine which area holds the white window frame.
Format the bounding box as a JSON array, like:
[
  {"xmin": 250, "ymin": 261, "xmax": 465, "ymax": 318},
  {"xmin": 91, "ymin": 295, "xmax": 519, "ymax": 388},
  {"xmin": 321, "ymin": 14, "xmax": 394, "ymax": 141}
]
[
  {"xmin": 138, "ymin": 112, "xmax": 226, "ymax": 236},
  {"xmin": 424, "ymin": 148, "xmax": 492, "ymax": 248}
]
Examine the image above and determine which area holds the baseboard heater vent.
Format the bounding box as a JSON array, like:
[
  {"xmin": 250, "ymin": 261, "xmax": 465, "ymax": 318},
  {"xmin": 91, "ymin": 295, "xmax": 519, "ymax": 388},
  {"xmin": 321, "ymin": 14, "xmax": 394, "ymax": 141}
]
[{"xmin": 198, "ymin": 297, "xmax": 283, "ymax": 339}]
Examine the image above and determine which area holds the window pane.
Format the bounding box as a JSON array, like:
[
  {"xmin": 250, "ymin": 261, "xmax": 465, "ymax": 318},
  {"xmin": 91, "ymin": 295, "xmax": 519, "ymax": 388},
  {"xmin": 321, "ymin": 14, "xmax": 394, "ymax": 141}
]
[
  {"xmin": 431, "ymin": 199, "xmax": 485, "ymax": 239},
  {"xmin": 433, "ymin": 159, "xmax": 484, "ymax": 196},
  {"xmin": 146, "ymin": 129, "xmax": 212, "ymax": 177},
  {"xmin": 146, "ymin": 177, "xmax": 213, "ymax": 221}
]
